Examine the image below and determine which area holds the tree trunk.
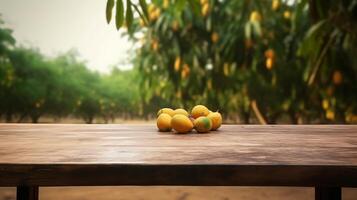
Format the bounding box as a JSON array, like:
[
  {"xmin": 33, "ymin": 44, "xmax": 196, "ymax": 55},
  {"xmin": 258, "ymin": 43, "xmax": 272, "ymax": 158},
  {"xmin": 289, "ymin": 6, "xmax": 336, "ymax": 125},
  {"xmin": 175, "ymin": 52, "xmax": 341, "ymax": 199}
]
[
  {"xmin": 289, "ymin": 111, "xmax": 299, "ymax": 124},
  {"xmin": 31, "ymin": 115, "xmax": 40, "ymax": 123},
  {"xmin": 242, "ymin": 112, "xmax": 250, "ymax": 124},
  {"xmin": 103, "ymin": 116, "xmax": 109, "ymax": 124},
  {"xmin": 85, "ymin": 115, "xmax": 93, "ymax": 124},
  {"xmin": 17, "ymin": 113, "xmax": 27, "ymax": 123},
  {"xmin": 6, "ymin": 111, "xmax": 13, "ymax": 122},
  {"xmin": 308, "ymin": 0, "xmax": 319, "ymax": 22},
  {"xmin": 267, "ymin": 113, "xmax": 280, "ymax": 124}
]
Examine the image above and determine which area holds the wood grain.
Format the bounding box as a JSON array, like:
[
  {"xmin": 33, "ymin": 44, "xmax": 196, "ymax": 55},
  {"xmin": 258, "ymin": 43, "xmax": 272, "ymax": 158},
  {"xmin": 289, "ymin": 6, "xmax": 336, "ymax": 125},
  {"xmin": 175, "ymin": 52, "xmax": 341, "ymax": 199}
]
[{"xmin": 0, "ymin": 124, "xmax": 356, "ymax": 187}]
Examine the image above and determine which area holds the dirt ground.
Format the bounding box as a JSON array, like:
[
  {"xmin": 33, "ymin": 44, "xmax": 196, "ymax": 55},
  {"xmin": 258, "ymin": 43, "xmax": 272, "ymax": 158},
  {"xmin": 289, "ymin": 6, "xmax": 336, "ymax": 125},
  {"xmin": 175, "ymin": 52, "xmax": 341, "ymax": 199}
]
[{"xmin": 0, "ymin": 187, "xmax": 357, "ymax": 200}]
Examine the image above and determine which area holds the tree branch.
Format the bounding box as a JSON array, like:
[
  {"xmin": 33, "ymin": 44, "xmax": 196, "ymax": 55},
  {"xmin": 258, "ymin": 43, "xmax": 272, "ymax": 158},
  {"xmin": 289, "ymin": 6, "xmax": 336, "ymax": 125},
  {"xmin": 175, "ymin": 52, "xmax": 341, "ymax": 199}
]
[{"xmin": 251, "ymin": 100, "xmax": 267, "ymax": 125}]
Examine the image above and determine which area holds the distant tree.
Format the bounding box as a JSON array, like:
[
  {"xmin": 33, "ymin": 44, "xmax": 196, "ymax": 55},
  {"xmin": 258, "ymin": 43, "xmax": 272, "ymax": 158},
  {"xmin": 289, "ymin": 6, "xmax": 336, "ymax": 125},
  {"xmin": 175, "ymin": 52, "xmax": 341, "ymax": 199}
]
[
  {"xmin": 0, "ymin": 15, "xmax": 16, "ymax": 121},
  {"xmin": 99, "ymin": 68, "xmax": 141, "ymax": 122},
  {"xmin": 8, "ymin": 47, "xmax": 53, "ymax": 123},
  {"xmin": 1, "ymin": 14, "xmax": 146, "ymax": 123},
  {"xmin": 47, "ymin": 51, "xmax": 87, "ymax": 121}
]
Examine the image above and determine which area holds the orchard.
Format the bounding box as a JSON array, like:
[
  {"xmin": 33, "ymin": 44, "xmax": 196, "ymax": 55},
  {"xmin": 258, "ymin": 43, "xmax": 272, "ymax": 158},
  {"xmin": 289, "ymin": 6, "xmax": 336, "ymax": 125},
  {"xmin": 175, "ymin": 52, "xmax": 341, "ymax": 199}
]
[
  {"xmin": 0, "ymin": 18, "xmax": 141, "ymax": 123},
  {"xmin": 1, "ymin": 0, "xmax": 356, "ymax": 124},
  {"xmin": 106, "ymin": 0, "xmax": 357, "ymax": 124}
]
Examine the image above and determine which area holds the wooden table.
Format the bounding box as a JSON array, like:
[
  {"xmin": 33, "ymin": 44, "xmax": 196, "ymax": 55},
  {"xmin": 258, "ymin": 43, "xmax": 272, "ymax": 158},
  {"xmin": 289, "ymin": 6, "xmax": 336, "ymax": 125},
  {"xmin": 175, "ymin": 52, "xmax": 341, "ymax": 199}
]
[{"xmin": 0, "ymin": 124, "xmax": 356, "ymax": 200}]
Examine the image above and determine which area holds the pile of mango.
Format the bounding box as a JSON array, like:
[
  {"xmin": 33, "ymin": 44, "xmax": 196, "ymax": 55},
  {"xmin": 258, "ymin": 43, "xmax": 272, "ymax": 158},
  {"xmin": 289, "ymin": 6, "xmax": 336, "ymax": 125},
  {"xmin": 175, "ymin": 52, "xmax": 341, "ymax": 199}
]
[{"xmin": 156, "ymin": 105, "xmax": 222, "ymax": 133}]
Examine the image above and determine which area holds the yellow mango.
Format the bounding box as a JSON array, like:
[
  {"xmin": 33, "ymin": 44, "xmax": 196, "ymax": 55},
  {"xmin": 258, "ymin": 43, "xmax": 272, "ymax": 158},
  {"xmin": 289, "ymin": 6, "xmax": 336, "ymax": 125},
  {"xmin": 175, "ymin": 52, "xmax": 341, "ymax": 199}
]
[
  {"xmin": 171, "ymin": 114, "xmax": 193, "ymax": 133},
  {"xmin": 207, "ymin": 112, "xmax": 222, "ymax": 130},
  {"xmin": 333, "ymin": 70, "xmax": 343, "ymax": 85},
  {"xmin": 156, "ymin": 113, "xmax": 172, "ymax": 132},
  {"xmin": 174, "ymin": 108, "xmax": 189, "ymax": 117},
  {"xmin": 191, "ymin": 105, "xmax": 210, "ymax": 119},
  {"xmin": 194, "ymin": 116, "xmax": 212, "ymax": 133},
  {"xmin": 157, "ymin": 108, "xmax": 175, "ymax": 117}
]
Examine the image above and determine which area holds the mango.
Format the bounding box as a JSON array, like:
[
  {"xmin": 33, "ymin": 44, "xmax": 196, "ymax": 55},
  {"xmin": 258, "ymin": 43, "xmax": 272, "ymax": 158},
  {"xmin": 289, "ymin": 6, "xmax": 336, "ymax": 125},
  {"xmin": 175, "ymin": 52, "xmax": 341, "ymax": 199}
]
[
  {"xmin": 156, "ymin": 113, "xmax": 172, "ymax": 131},
  {"xmin": 207, "ymin": 112, "xmax": 222, "ymax": 130},
  {"xmin": 194, "ymin": 116, "xmax": 212, "ymax": 133},
  {"xmin": 157, "ymin": 108, "xmax": 175, "ymax": 117},
  {"xmin": 191, "ymin": 105, "xmax": 210, "ymax": 119},
  {"xmin": 171, "ymin": 114, "xmax": 193, "ymax": 133},
  {"xmin": 173, "ymin": 108, "xmax": 189, "ymax": 117}
]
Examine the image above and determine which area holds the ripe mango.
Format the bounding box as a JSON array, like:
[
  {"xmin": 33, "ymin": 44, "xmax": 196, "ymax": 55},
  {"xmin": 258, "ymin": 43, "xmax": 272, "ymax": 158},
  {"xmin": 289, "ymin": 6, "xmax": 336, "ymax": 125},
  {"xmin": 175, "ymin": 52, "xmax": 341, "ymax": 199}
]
[
  {"xmin": 171, "ymin": 114, "xmax": 193, "ymax": 133},
  {"xmin": 156, "ymin": 113, "xmax": 172, "ymax": 132},
  {"xmin": 173, "ymin": 108, "xmax": 189, "ymax": 117},
  {"xmin": 207, "ymin": 112, "xmax": 222, "ymax": 130},
  {"xmin": 194, "ymin": 116, "xmax": 212, "ymax": 133},
  {"xmin": 333, "ymin": 70, "xmax": 343, "ymax": 85},
  {"xmin": 157, "ymin": 108, "xmax": 175, "ymax": 117},
  {"xmin": 191, "ymin": 105, "xmax": 210, "ymax": 119}
]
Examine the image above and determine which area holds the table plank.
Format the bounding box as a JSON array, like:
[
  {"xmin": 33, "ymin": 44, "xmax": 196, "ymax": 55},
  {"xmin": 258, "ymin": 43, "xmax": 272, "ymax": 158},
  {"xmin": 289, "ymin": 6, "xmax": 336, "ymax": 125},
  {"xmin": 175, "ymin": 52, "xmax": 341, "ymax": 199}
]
[{"xmin": 0, "ymin": 124, "xmax": 357, "ymax": 187}]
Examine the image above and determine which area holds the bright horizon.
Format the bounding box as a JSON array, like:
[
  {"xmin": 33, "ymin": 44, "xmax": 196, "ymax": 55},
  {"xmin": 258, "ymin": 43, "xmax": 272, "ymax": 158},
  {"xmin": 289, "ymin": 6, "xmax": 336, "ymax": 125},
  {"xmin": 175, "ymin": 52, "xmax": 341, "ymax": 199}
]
[{"xmin": 0, "ymin": 0, "xmax": 133, "ymax": 73}]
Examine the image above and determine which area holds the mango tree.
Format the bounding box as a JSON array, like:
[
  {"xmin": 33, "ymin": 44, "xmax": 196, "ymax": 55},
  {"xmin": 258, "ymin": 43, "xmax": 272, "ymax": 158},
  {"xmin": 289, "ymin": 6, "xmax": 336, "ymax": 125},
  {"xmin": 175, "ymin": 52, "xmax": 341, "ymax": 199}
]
[{"xmin": 106, "ymin": 0, "xmax": 357, "ymax": 124}]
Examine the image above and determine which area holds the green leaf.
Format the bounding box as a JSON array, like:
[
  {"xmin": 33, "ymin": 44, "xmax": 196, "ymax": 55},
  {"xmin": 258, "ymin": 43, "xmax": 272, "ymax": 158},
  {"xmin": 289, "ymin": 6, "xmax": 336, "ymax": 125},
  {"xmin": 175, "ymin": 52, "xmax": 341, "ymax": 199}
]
[
  {"xmin": 251, "ymin": 21, "xmax": 262, "ymax": 37},
  {"xmin": 154, "ymin": 15, "xmax": 165, "ymax": 33},
  {"xmin": 292, "ymin": 0, "xmax": 308, "ymax": 32},
  {"xmin": 206, "ymin": 15, "xmax": 212, "ymax": 31},
  {"xmin": 305, "ymin": 20, "xmax": 326, "ymax": 39},
  {"xmin": 188, "ymin": 0, "xmax": 200, "ymax": 16},
  {"xmin": 298, "ymin": 20, "xmax": 327, "ymax": 56},
  {"xmin": 106, "ymin": 0, "xmax": 115, "ymax": 24},
  {"xmin": 175, "ymin": 0, "xmax": 186, "ymax": 12},
  {"xmin": 115, "ymin": 0, "xmax": 124, "ymax": 30},
  {"xmin": 126, "ymin": 0, "xmax": 134, "ymax": 33},
  {"xmin": 139, "ymin": 0, "xmax": 149, "ymax": 19},
  {"xmin": 244, "ymin": 22, "xmax": 251, "ymax": 39}
]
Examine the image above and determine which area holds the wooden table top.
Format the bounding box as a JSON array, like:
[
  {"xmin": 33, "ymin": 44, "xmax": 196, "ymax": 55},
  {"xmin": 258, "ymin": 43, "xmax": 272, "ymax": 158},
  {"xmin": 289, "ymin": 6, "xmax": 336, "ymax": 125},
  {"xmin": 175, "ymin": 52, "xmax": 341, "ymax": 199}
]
[{"xmin": 0, "ymin": 124, "xmax": 357, "ymax": 187}]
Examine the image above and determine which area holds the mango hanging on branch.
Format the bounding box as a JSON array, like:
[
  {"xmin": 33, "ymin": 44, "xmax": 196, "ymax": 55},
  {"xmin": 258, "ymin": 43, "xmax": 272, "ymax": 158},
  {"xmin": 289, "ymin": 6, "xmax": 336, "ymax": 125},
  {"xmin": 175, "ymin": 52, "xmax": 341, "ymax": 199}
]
[
  {"xmin": 332, "ymin": 70, "xmax": 343, "ymax": 85},
  {"xmin": 211, "ymin": 32, "xmax": 219, "ymax": 43},
  {"xmin": 148, "ymin": 4, "xmax": 161, "ymax": 21},
  {"xmin": 283, "ymin": 11, "xmax": 291, "ymax": 19},
  {"xmin": 200, "ymin": 0, "xmax": 210, "ymax": 17},
  {"xmin": 181, "ymin": 64, "xmax": 190, "ymax": 79},
  {"xmin": 272, "ymin": 0, "xmax": 280, "ymax": 11},
  {"xmin": 250, "ymin": 11, "xmax": 261, "ymax": 22},
  {"xmin": 174, "ymin": 57, "xmax": 181, "ymax": 72},
  {"xmin": 265, "ymin": 49, "xmax": 275, "ymax": 70}
]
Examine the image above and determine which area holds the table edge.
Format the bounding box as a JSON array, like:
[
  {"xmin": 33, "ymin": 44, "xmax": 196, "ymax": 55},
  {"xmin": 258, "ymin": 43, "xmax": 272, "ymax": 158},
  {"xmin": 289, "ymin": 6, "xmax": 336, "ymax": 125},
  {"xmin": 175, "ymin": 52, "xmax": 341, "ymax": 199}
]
[{"xmin": 1, "ymin": 163, "xmax": 357, "ymax": 187}]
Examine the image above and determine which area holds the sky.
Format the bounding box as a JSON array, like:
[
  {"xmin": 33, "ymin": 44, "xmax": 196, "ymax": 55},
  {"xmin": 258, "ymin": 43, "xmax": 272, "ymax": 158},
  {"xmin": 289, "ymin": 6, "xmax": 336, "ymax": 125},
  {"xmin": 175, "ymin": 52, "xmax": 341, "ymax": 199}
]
[{"xmin": 0, "ymin": 0, "xmax": 133, "ymax": 73}]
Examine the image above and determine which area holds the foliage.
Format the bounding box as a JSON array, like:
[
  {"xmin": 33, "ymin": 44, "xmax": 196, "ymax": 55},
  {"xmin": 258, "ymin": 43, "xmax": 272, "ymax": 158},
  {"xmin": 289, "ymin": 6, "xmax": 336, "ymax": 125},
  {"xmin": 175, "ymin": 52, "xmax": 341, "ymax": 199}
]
[
  {"xmin": 0, "ymin": 17, "xmax": 140, "ymax": 123},
  {"xmin": 107, "ymin": 0, "xmax": 357, "ymax": 124},
  {"xmin": 2, "ymin": 0, "xmax": 357, "ymax": 124},
  {"xmin": 0, "ymin": 16, "xmax": 16, "ymax": 121}
]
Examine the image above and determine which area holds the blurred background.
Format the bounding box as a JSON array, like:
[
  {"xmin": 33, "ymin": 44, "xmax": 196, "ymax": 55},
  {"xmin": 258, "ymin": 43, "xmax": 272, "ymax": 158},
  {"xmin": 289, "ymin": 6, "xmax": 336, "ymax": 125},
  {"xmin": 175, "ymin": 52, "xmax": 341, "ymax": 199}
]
[
  {"xmin": 0, "ymin": 0, "xmax": 357, "ymax": 199},
  {"xmin": 0, "ymin": 0, "xmax": 356, "ymax": 124}
]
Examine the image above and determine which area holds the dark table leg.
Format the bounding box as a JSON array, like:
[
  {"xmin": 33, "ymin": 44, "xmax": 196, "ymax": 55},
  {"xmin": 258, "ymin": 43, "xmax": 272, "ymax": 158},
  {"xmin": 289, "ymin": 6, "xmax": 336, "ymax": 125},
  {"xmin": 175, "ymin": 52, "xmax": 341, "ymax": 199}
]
[
  {"xmin": 315, "ymin": 187, "xmax": 341, "ymax": 200},
  {"xmin": 17, "ymin": 186, "xmax": 39, "ymax": 200}
]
